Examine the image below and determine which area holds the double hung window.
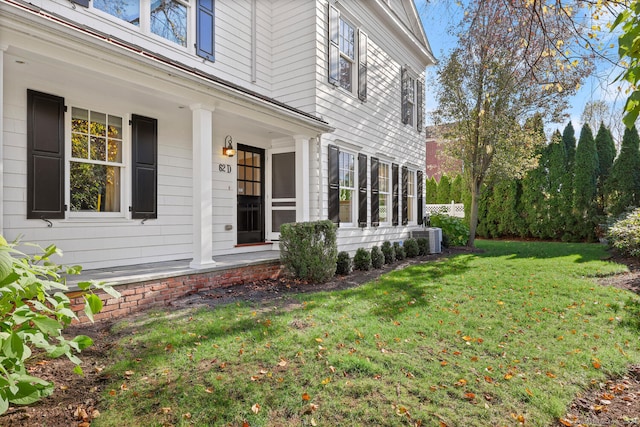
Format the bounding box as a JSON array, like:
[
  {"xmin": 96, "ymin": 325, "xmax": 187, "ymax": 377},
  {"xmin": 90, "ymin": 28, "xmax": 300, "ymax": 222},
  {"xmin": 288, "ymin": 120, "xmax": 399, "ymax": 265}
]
[
  {"xmin": 378, "ymin": 163, "xmax": 390, "ymax": 224},
  {"xmin": 407, "ymin": 170, "xmax": 416, "ymax": 223},
  {"xmin": 339, "ymin": 151, "xmax": 356, "ymax": 225},
  {"xmin": 70, "ymin": 108, "xmax": 124, "ymax": 214},
  {"xmin": 401, "ymin": 67, "xmax": 425, "ymax": 132},
  {"xmin": 94, "ymin": 0, "xmax": 188, "ymax": 47}
]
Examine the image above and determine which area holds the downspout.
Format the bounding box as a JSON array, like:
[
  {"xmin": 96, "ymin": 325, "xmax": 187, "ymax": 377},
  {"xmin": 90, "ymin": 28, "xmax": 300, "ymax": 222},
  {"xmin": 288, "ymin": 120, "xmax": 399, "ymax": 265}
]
[
  {"xmin": 317, "ymin": 134, "xmax": 323, "ymax": 221},
  {"xmin": 0, "ymin": 46, "xmax": 5, "ymax": 236}
]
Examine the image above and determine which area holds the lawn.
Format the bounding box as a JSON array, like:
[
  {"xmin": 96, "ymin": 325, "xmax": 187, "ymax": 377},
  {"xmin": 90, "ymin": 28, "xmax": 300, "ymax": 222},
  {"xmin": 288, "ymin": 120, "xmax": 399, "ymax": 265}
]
[{"xmin": 94, "ymin": 240, "xmax": 640, "ymax": 426}]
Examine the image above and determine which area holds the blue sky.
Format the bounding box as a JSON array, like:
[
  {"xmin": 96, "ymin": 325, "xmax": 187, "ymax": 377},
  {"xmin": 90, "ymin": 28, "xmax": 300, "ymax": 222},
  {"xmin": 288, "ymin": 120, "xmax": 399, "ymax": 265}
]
[{"xmin": 415, "ymin": 0, "xmax": 629, "ymax": 141}]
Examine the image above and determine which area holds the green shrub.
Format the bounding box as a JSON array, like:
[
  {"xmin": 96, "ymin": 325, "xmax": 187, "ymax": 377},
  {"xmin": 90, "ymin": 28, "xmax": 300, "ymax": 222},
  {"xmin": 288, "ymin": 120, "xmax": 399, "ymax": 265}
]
[
  {"xmin": 280, "ymin": 220, "xmax": 338, "ymax": 282},
  {"xmin": 417, "ymin": 237, "xmax": 429, "ymax": 255},
  {"xmin": 354, "ymin": 248, "xmax": 372, "ymax": 271},
  {"xmin": 370, "ymin": 246, "xmax": 384, "ymax": 269},
  {"xmin": 381, "ymin": 241, "xmax": 396, "ymax": 264},
  {"xmin": 404, "ymin": 238, "xmax": 419, "ymax": 258},
  {"xmin": 607, "ymin": 208, "xmax": 640, "ymax": 257},
  {"xmin": 430, "ymin": 213, "xmax": 470, "ymax": 246},
  {"xmin": 0, "ymin": 236, "xmax": 119, "ymax": 414},
  {"xmin": 336, "ymin": 251, "xmax": 352, "ymax": 275},
  {"xmin": 393, "ymin": 242, "xmax": 406, "ymax": 260}
]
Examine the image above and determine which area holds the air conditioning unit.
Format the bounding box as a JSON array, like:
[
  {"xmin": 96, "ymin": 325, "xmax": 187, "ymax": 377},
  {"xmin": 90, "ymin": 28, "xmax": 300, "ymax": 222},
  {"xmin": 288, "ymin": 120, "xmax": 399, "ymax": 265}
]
[
  {"xmin": 410, "ymin": 228, "xmax": 442, "ymax": 254},
  {"xmin": 427, "ymin": 227, "xmax": 442, "ymax": 254}
]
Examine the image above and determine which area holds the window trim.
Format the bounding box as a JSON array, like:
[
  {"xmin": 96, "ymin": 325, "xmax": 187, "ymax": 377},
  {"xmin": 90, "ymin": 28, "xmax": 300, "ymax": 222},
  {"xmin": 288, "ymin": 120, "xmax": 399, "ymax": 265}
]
[
  {"xmin": 378, "ymin": 162, "xmax": 391, "ymax": 226},
  {"xmin": 328, "ymin": 4, "xmax": 367, "ymax": 101},
  {"xmin": 92, "ymin": 0, "xmax": 192, "ymax": 51},
  {"xmin": 407, "ymin": 169, "xmax": 417, "ymax": 225},
  {"xmin": 338, "ymin": 149, "xmax": 357, "ymax": 227},
  {"xmin": 65, "ymin": 104, "xmax": 129, "ymax": 219}
]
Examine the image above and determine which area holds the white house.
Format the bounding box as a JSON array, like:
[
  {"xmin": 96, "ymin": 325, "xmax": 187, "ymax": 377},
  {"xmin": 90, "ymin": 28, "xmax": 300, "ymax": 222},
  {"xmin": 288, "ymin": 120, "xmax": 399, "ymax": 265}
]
[{"xmin": 0, "ymin": 0, "xmax": 435, "ymax": 272}]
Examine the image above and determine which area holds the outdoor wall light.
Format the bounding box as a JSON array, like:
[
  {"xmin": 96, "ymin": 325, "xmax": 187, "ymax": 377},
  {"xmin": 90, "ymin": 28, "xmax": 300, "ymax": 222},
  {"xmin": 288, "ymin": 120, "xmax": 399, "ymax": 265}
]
[{"xmin": 223, "ymin": 135, "xmax": 236, "ymax": 157}]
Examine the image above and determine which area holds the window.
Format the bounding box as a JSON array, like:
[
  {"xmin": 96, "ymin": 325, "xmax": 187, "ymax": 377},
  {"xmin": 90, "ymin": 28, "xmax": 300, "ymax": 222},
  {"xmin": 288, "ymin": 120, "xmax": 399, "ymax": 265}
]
[
  {"xmin": 379, "ymin": 163, "xmax": 390, "ymax": 224},
  {"xmin": 407, "ymin": 170, "xmax": 416, "ymax": 223},
  {"xmin": 70, "ymin": 108, "xmax": 123, "ymax": 214},
  {"xmin": 338, "ymin": 17, "xmax": 355, "ymax": 92},
  {"xmin": 94, "ymin": 0, "xmax": 189, "ymax": 48},
  {"xmin": 339, "ymin": 151, "xmax": 356, "ymax": 224},
  {"xmin": 401, "ymin": 67, "xmax": 425, "ymax": 132},
  {"xmin": 328, "ymin": 4, "xmax": 367, "ymax": 101}
]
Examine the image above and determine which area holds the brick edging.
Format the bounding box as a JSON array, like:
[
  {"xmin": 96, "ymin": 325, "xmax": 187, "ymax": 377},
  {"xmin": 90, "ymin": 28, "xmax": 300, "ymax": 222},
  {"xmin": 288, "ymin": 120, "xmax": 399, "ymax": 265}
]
[{"xmin": 68, "ymin": 261, "xmax": 282, "ymax": 323}]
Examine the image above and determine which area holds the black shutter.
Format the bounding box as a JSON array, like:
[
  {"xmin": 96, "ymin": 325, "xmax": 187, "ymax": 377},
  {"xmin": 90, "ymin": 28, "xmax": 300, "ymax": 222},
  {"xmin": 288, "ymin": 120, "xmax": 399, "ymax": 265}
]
[
  {"xmin": 392, "ymin": 163, "xmax": 399, "ymax": 226},
  {"xmin": 417, "ymin": 170, "xmax": 424, "ymax": 225},
  {"xmin": 358, "ymin": 153, "xmax": 367, "ymax": 227},
  {"xmin": 131, "ymin": 114, "xmax": 158, "ymax": 219},
  {"xmin": 371, "ymin": 157, "xmax": 379, "ymax": 227},
  {"xmin": 401, "ymin": 67, "xmax": 409, "ymax": 125},
  {"xmin": 196, "ymin": 0, "xmax": 215, "ymax": 61},
  {"xmin": 417, "ymin": 80, "xmax": 424, "ymax": 132},
  {"xmin": 70, "ymin": 0, "xmax": 89, "ymax": 7},
  {"xmin": 328, "ymin": 144, "xmax": 340, "ymax": 223},
  {"xmin": 358, "ymin": 30, "xmax": 368, "ymax": 101},
  {"xmin": 328, "ymin": 4, "xmax": 340, "ymax": 85},
  {"xmin": 402, "ymin": 166, "xmax": 408, "ymax": 225},
  {"xmin": 27, "ymin": 90, "xmax": 65, "ymax": 220}
]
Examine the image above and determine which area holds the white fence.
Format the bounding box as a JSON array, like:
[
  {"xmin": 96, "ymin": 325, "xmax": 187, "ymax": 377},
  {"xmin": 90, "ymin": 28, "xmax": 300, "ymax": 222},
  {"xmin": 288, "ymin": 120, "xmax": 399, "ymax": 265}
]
[{"xmin": 425, "ymin": 203, "xmax": 465, "ymax": 218}]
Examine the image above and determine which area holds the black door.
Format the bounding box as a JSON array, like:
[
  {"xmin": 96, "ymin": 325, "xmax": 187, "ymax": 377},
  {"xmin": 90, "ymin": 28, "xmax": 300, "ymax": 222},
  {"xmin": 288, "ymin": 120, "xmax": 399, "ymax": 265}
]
[{"xmin": 237, "ymin": 145, "xmax": 265, "ymax": 244}]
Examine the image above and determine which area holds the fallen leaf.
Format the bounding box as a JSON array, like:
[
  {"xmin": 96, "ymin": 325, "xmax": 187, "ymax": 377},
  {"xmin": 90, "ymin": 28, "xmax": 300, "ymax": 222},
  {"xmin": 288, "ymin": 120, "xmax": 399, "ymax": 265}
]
[
  {"xmin": 160, "ymin": 407, "xmax": 172, "ymax": 414},
  {"xmin": 321, "ymin": 377, "xmax": 331, "ymax": 385},
  {"xmin": 526, "ymin": 388, "xmax": 533, "ymax": 396},
  {"xmin": 546, "ymin": 372, "xmax": 557, "ymax": 378},
  {"xmin": 251, "ymin": 403, "xmax": 261, "ymax": 414},
  {"xmin": 464, "ymin": 392, "xmax": 476, "ymax": 400},
  {"xmin": 559, "ymin": 419, "xmax": 573, "ymax": 426},
  {"xmin": 315, "ymin": 338, "xmax": 323, "ymax": 343},
  {"xmin": 278, "ymin": 360, "xmax": 287, "ymax": 367},
  {"xmin": 205, "ymin": 387, "xmax": 213, "ymax": 393},
  {"xmin": 302, "ymin": 393, "xmax": 310, "ymax": 401},
  {"xmin": 593, "ymin": 359, "xmax": 601, "ymax": 369},
  {"xmin": 504, "ymin": 373, "xmax": 513, "ymax": 380},
  {"xmin": 183, "ymin": 412, "xmax": 192, "ymax": 419},
  {"xmin": 243, "ymin": 421, "xmax": 249, "ymax": 427},
  {"xmin": 454, "ymin": 379, "xmax": 467, "ymax": 387}
]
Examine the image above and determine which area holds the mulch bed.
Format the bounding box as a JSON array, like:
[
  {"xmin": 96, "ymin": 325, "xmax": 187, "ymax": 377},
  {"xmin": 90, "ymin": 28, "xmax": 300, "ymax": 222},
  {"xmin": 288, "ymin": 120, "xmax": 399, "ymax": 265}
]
[{"xmin": 2, "ymin": 247, "xmax": 640, "ymax": 427}]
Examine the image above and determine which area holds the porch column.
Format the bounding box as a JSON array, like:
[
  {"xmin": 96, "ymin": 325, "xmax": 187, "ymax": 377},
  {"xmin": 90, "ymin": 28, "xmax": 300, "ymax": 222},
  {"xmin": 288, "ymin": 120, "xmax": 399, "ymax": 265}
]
[
  {"xmin": 294, "ymin": 135, "xmax": 310, "ymax": 222},
  {"xmin": 189, "ymin": 104, "xmax": 216, "ymax": 269},
  {"xmin": 0, "ymin": 46, "xmax": 6, "ymax": 236}
]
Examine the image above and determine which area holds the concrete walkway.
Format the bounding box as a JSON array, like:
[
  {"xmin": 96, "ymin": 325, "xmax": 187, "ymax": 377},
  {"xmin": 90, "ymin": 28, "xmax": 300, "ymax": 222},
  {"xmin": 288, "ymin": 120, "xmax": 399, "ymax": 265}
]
[{"xmin": 68, "ymin": 250, "xmax": 281, "ymax": 289}]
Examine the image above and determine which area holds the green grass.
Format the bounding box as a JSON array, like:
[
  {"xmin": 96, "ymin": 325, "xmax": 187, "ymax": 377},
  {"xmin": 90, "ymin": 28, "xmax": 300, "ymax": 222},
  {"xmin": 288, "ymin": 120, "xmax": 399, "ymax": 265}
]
[{"xmin": 93, "ymin": 240, "xmax": 640, "ymax": 427}]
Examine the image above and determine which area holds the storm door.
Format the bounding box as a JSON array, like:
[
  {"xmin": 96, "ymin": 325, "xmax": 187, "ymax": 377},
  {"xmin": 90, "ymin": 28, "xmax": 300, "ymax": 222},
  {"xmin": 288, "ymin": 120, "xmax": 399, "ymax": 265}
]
[
  {"xmin": 237, "ymin": 145, "xmax": 265, "ymax": 244},
  {"xmin": 268, "ymin": 151, "xmax": 296, "ymax": 240}
]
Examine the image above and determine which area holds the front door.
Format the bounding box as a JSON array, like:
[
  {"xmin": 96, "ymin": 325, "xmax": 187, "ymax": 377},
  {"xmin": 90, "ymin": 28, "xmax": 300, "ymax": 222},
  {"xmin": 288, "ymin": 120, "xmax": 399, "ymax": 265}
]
[{"xmin": 237, "ymin": 145, "xmax": 265, "ymax": 244}]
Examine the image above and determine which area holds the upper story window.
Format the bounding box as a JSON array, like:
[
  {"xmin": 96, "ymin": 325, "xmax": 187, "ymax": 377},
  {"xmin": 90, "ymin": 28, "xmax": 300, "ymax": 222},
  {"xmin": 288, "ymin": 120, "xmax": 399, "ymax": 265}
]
[
  {"xmin": 93, "ymin": 0, "xmax": 217, "ymax": 58},
  {"xmin": 401, "ymin": 67, "xmax": 425, "ymax": 132},
  {"xmin": 328, "ymin": 4, "xmax": 368, "ymax": 101},
  {"xmin": 94, "ymin": 0, "xmax": 188, "ymax": 47},
  {"xmin": 338, "ymin": 17, "xmax": 356, "ymax": 92}
]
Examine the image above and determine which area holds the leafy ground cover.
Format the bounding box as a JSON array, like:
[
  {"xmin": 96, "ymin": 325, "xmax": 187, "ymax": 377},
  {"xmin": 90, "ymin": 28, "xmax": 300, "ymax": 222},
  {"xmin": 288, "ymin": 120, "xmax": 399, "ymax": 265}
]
[{"xmin": 4, "ymin": 240, "xmax": 640, "ymax": 426}]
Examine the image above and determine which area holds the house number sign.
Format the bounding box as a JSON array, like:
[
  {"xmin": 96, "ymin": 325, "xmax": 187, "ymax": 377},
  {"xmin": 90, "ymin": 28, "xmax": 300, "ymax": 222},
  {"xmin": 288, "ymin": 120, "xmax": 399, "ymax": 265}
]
[{"xmin": 218, "ymin": 164, "xmax": 232, "ymax": 173}]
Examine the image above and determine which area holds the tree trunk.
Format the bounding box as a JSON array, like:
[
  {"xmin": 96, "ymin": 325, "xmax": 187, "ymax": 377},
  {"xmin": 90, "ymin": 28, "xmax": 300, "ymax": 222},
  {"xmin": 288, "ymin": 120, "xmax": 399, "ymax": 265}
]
[{"xmin": 467, "ymin": 179, "xmax": 481, "ymax": 247}]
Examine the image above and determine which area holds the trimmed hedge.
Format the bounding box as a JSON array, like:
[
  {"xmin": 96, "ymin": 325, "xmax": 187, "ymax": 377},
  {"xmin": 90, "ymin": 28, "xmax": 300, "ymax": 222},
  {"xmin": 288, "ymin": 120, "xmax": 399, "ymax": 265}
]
[
  {"xmin": 336, "ymin": 251, "xmax": 352, "ymax": 275},
  {"xmin": 371, "ymin": 246, "xmax": 384, "ymax": 269},
  {"xmin": 280, "ymin": 220, "xmax": 337, "ymax": 282},
  {"xmin": 354, "ymin": 248, "xmax": 372, "ymax": 271}
]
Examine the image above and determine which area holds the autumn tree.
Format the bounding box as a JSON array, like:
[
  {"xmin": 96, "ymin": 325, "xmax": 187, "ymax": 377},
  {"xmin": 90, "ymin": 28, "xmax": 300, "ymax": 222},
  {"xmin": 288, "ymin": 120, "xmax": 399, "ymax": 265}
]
[{"xmin": 432, "ymin": 1, "xmax": 586, "ymax": 246}]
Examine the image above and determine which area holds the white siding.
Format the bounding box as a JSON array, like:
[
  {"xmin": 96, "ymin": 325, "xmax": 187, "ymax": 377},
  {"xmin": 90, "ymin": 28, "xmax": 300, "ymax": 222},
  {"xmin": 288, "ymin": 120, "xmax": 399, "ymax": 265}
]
[{"xmin": 271, "ymin": 0, "xmax": 317, "ymax": 112}]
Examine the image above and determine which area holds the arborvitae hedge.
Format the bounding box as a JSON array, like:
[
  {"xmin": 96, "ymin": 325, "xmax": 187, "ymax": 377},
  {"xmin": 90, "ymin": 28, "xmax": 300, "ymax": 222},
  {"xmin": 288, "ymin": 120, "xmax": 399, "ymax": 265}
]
[
  {"xmin": 573, "ymin": 124, "xmax": 599, "ymax": 241},
  {"xmin": 436, "ymin": 175, "xmax": 452, "ymax": 204},
  {"xmin": 425, "ymin": 176, "xmax": 438, "ymax": 204},
  {"xmin": 595, "ymin": 123, "xmax": 616, "ymax": 217},
  {"xmin": 450, "ymin": 174, "xmax": 463, "ymax": 203},
  {"xmin": 607, "ymin": 126, "xmax": 640, "ymax": 218}
]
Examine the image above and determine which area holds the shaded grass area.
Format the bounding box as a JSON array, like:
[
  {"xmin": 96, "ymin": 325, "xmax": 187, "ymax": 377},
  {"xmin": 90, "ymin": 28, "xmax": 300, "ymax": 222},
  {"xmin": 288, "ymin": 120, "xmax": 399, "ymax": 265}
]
[{"xmin": 94, "ymin": 240, "xmax": 640, "ymax": 427}]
